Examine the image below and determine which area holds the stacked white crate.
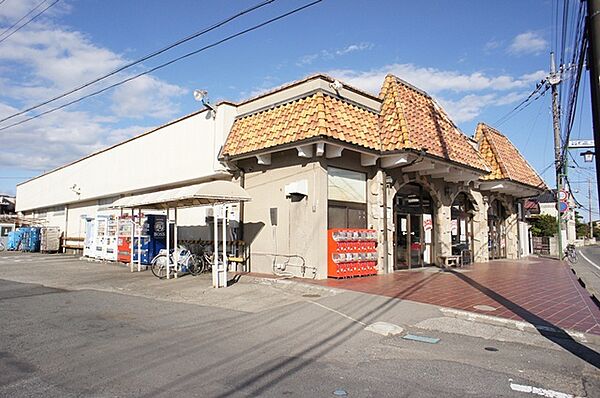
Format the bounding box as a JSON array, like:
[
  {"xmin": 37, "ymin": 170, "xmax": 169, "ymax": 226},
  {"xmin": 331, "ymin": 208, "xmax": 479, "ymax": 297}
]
[{"xmin": 41, "ymin": 227, "xmax": 61, "ymax": 252}]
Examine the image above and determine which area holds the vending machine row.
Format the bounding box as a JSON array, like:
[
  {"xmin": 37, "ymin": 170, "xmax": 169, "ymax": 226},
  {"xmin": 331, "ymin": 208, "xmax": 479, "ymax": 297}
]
[
  {"xmin": 83, "ymin": 214, "xmax": 167, "ymax": 265},
  {"xmin": 327, "ymin": 228, "xmax": 378, "ymax": 278}
]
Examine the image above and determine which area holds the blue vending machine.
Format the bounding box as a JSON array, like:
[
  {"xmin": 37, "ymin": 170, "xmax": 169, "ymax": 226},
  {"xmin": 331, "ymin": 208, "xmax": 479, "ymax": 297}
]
[{"xmin": 132, "ymin": 214, "xmax": 166, "ymax": 264}]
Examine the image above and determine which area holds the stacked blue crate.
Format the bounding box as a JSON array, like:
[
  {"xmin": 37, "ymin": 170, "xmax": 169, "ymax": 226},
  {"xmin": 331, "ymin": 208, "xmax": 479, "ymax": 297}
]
[{"xmin": 23, "ymin": 227, "xmax": 41, "ymax": 252}]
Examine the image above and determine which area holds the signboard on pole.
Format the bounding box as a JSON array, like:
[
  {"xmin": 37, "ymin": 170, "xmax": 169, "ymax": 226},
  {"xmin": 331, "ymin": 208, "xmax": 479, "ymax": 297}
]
[{"xmin": 568, "ymin": 139, "xmax": 595, "ymax": 148}]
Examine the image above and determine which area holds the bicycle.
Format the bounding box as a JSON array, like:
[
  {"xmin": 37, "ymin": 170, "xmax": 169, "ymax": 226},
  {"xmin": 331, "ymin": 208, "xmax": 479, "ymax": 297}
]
[
  {"xmin": 563, "ymin": 243, "xmax": 578, "ymax": 264},
  {"xmin": 150, "ymin": 247, "xmax": 201, "ymax": 279}
]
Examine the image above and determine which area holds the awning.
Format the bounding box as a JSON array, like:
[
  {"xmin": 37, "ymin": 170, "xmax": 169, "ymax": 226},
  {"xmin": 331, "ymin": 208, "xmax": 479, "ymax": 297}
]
[{"xmin": 109, "ymin": 180, "xmax": 251, "ymax": 209}]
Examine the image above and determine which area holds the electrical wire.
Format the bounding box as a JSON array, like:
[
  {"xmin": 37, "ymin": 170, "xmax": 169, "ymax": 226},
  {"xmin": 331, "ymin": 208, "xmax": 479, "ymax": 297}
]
[
  {"xmin": 0, "ymin": 0, "xmax": 58, "ymax": 45},
  {"xmin": 0, "ymin": 0, "xmax": 323, "ymax": 133},
  {"xmin": 0, "ymin": 0, "xmax": 276, "ymax": 125},
  {"xmin": 494, "ymin": 83, "xmax": 549, "ymax": 126}
]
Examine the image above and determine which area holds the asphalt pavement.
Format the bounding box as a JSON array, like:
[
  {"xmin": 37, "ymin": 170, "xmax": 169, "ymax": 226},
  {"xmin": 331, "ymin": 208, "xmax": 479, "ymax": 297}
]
[
  {"xmin": 1, "ymin": 252, "xmax": 600, "ymax": 397},
  {"xmin": 574, "ymin": 245, "xmax": 600, "ymax": 302}
]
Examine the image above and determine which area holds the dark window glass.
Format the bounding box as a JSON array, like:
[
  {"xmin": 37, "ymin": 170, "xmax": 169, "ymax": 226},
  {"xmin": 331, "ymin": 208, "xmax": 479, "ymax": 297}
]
[
  {"xmin": 328, "ymin": 201, "xmax": 367, "ymax": 229},
  {"xmin": 328, "ymin": 206, "xmax": 347, "ymax": 229}
]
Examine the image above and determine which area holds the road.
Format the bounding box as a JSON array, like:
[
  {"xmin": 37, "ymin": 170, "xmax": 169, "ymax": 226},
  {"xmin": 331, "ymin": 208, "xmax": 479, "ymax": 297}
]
[
  {"xmin": 576, "ymin": 245, "xmax": 600, "ymax": 300},
  {"xmin": 1, "ymin": 276, "xmax": 599, "ymax": 397}
]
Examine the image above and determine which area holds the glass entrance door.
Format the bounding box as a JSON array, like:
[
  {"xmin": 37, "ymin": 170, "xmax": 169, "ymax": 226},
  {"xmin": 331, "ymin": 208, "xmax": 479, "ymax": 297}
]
[
  {"xmin": 395, "ymin": 213, "xmax": 432, "ymax": 270},
  {"xmin": 394, "ymin": 183, "xmax": 435, "ymax": 271}
]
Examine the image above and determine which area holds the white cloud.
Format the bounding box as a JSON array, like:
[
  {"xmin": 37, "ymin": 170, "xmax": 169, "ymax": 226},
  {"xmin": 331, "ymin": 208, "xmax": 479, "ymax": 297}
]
[
  {"xmin": 297, "ymin": 42, "xmax": 373, "ymax": 66},
  {"xmin": 111, "ymin": 75, "xmax": 187, "ymax": 119},
  {"xmin": 326, "ymin": 63, "xmax": 545, "ymax": 95},
  {"xmin": 324, "ymin": 63, "xmax": 539, "ymax": 124},
  {"xmin": 0, "ymin": 3, "xmax": 187, "ymax": 172},
  {"xmin": 508, "ymin": 31, "xmax": 548, "ymax": 55},
  {"xmin": 438, "ymin": 92, "xmax": 525, "ymax": 123}
]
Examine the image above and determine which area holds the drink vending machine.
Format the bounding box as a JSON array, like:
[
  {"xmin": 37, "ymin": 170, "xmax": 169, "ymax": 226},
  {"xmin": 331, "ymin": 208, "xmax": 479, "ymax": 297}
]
[
  {"xmin": 130, "ymin": 214, "xmax": 167, "ymax": 265},
  {"xmin": 327, "ymin": 228, "xmax": 378, "ymax": 278},
  {"xmin": 83, "ymin": 218, "xmax": 96, "ymax": 257},
  {"xmin": 93, "ymin": 216, "xmax": 108, "ymax": 258},
  {"xmin": 117, "ymin": 217, "xmax": 134, "ymax": 263},
  {"xmin": 102, "ymin": 217, "xmax": 118, "ymax": 261}
]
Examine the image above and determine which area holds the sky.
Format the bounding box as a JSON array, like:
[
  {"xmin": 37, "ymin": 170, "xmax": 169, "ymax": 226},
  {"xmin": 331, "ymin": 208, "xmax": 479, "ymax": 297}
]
[{"xmin": 0, "ymin": 0, "xmax": 596, "ymax": 215}]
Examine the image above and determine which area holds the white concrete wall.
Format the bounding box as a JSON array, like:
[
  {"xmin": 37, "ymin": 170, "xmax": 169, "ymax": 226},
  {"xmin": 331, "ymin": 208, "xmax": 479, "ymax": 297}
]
[
  {"xmin": 16, "ymin": 104, "xmax": 236, "ymax": 212},
  {"xmin": 240, "ymin": 152, "xmax": 327, "ymax": 279}
]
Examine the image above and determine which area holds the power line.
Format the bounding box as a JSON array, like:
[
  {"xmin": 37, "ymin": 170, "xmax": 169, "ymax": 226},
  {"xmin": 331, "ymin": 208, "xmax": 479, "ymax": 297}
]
[
  {"xmin": 0, "ymin": 0, "xmax": 58, "ymax": 45},
  {"xmin": 0, "ymin": 0, "xmax": 323, "ymax": 133},
  {"xmin": 494, "ymin": 83, "xmax": 549, "ymax": 126},
  {"xmin": 0, "ymin": 0, "xmax": 276, "ymax": 125}
]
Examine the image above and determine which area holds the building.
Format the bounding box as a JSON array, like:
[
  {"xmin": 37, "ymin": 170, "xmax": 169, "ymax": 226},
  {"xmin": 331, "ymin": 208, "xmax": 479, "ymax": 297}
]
[
  {"xmin": 16, "ymin": 73, "xmax": 546, "ymax": 279},
  {"xmin": 0, "ymin": 194, "xmax": 15, "ymax": 215}
]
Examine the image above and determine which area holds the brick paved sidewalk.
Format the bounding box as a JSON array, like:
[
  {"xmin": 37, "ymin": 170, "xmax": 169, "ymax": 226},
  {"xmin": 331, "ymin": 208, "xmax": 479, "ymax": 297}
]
[{"xmin": 306, "ymin": 257, "xmax": 600, "ymax": 336}]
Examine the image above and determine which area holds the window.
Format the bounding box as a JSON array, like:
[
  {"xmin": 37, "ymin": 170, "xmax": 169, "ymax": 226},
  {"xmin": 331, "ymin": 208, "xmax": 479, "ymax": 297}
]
[
  {"xmin": 328, "ymin": 201, "xmax": 367, "ymax": 229},
  {"xmin": 327, "ymin": 167, "xmax": 367, "ymax": 229},
  {"xmin": 1, "ymin": 226, "xmax": 12, "ymax": 237},
  {"xmin": 328, "ymin": 167, "xmax": 366, "ymax": 203}
]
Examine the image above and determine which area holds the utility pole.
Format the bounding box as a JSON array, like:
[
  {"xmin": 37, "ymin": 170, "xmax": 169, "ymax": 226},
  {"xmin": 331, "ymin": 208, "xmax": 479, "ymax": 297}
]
[
  {"xmin": 549, "ymin": 52, "xmax": 564, "ymax": 258},
  {"xmin": 590, "ymin": 178, "xmax": 594, "ymax": 239},
  {"xmin": 586, "ymin": 0, "xmax": 600, "ymax": 212}
]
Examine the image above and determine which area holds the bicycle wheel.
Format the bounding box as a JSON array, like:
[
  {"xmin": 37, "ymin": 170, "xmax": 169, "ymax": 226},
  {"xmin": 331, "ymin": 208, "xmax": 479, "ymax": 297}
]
[
  {"xmin": 151, "ymin": 255, "xmax": 169, "ymax": 279},
  {"xmin": 568, "ymin": 250, "xmax": 578, "ymax": 264},
  {"xmin": 187, "ymin": 254, "xmax": 203, "ymax": 276}
]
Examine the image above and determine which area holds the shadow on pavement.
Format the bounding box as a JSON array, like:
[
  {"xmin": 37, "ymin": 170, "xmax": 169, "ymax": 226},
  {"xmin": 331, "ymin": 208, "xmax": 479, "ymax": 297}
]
[{"xmin": 449, "ymin": 269, "xmax": 600, "ymax": 370}]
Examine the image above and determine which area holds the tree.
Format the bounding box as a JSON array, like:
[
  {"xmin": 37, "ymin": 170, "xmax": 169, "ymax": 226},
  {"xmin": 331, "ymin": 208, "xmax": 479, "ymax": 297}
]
[
  {"xmin": 529, "ymin": 214, "xmax": 558, "ymax": 237},
  {"xmin": 575, "ymin": 211, "xmax": 589, "ymax": 238}
]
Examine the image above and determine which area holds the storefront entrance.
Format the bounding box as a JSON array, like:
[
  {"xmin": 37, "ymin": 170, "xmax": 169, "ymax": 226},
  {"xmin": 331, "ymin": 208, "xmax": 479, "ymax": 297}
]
[
  {"xmin": 451, "ymin": 193, "xmax": 474, "ymax": 265},
  {"xmin": 488, "ymin": 199, "xmax": 507, "ymax": 259},
  {"xmin": 394, "ymin": 183, "xmax": 434, "ymax": 270}
]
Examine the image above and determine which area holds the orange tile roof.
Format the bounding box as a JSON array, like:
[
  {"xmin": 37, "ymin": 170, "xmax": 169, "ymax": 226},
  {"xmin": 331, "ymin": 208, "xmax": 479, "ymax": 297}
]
[
  {"xmin": 222, "ymin": 91, "xmax": 379, "ymax": 157},
  {"xmin": 378, "ymin": 75, "xmax": 489, "ymax": 171},
  {"xmin": 475, "ymin": 123, "xmax": 546, "ymax": 189}
]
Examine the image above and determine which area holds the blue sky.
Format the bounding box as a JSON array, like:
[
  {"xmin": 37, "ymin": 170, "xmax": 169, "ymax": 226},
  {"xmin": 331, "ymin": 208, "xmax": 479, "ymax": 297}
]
[{"xmin": 0, "ymin": 0, "xmax": 595, "ymax": 211}]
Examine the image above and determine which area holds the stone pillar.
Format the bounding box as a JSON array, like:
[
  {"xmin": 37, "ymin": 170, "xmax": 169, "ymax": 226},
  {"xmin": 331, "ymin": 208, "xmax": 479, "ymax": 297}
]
[
  {"xmin": 471, "ymin": 190, "xmax": 489, "ymax": 263},
  {"xmin": 505, "ymin": 205, "xmax": 519, "ymax": 259},
  {"xmin": 368, "ymin": 170, "xmax": 390, "ymax": 274},
  {"xmin": 435, "ymin": 183, "xmax": 453, "ymax": 264}
]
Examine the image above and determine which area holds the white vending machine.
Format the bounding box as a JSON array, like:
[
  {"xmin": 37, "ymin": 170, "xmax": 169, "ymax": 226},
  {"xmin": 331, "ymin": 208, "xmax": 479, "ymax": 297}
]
[
  {"xmin": 83, "ymin": 218, "xmax": 96, "ymax": 258},
  {"xmin": 94, "ymin": 216, "xmax": 107, "ymax": 259},
  {"xmin": 103, "ymin": 216, "xmax": 118, "ymax": 261}
]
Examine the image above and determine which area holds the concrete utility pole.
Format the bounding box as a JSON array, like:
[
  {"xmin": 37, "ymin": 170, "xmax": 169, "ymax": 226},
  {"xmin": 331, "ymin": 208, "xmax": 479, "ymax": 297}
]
[
  {"xmin": 590, "ymin": 178, "xmax": 594, "ymax": 239},
  {"xmin": 586, "ymin": 0, "xmax": 600, "ymax": 212},
  {"xmin": 549, "ymin": 52, "xmax": 564, "ymax": 257}
]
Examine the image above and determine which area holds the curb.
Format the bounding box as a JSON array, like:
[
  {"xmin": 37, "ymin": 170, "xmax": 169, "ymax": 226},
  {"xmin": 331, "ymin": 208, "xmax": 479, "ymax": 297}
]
[
  {"xmin": 440, "ymin": 308, "xmax": 600, "ymax": 346},
  {"xmin": 570, "ymin": 266, "xmax": 600, "ymax": 308}
]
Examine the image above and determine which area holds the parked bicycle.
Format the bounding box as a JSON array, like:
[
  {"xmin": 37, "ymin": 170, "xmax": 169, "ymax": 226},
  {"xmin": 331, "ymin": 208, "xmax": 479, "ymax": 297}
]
[
  {"xmin": 151, "ymin": 247, "xmax": 201, "ymax": 279},
  {"xmin": 564, "ymin": 243, "xmax": 577, "ymax": 264}
]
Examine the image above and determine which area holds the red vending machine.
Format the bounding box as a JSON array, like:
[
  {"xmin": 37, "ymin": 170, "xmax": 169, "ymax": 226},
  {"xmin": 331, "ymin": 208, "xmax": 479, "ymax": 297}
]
[
  {"xmin": 117, "ymin": 216, "xmax": 134, "ymax": 263},
  {"xmin": 327, "ymin": 228, "xmax": 378, "ymax": 278}
]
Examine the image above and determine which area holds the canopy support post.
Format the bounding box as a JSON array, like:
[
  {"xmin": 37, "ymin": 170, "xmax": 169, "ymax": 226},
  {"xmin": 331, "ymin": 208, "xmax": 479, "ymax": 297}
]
[
  {"xmin": 174, "ymin": 207, "xmax": 178, "ymax": 279},
  {"xmin": 213, "ymin": 204, "xmax": 219, "ymax": 288},
  {"xmin": 222, "ymin": 206, "xmax": 228, "ymax": 288},
  {"xmin": 137, "ymin": 208, "xmax": 142, "ymax": 272},
  {"xmin": 166, "ymin": 207, "xmax": 171, "ymax": 280}
]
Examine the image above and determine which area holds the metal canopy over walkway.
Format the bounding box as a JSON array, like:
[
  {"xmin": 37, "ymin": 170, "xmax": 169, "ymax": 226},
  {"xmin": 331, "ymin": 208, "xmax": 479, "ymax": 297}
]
[{"xmin": 110, "ymin": 180, "xmax": 251, "ymax": 288}]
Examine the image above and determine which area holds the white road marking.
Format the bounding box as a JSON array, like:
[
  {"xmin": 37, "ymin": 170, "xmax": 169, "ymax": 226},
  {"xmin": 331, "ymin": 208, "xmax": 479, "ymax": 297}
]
[
  {"xmin": 579, "ymin": 250, "xmax": 600, "ymax": 272},
  {"xmin": 309, "ymin": 301, "xmax": 367, "ymax": 326},
  {"xmin": 509, "ymin": 382, "xmax": 580, "ymax": 398}
]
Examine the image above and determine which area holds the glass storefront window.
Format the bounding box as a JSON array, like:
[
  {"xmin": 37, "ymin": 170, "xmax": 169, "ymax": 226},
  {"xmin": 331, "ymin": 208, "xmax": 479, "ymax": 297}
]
[{"xmin": 451, "ymin": 193, "xmax": 474, "ymax": 264}]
